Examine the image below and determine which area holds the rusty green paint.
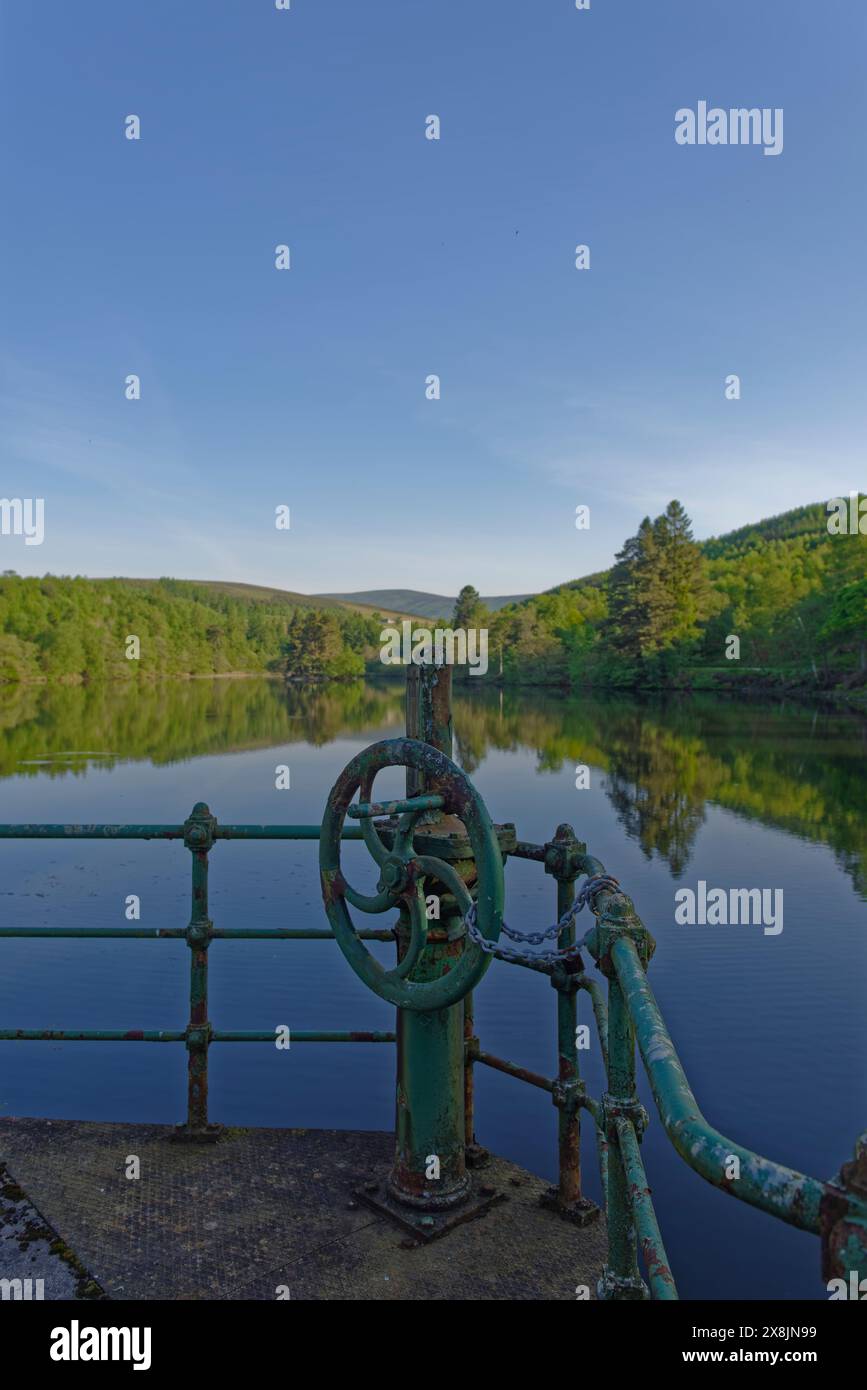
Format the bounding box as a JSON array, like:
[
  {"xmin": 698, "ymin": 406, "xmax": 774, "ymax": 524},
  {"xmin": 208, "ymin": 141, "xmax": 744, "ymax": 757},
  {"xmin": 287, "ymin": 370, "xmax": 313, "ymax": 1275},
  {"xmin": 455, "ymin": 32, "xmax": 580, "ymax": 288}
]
[
  {"xmin": 0, "ymin": 927, "xmax": 393, "ymax": 939},
  {"xmin": 608, "ymin": 932, "xmax": 829, "ymax": 1233},
  {"xmin": 0, "ymin": 823, "xmax": 365, "ymax": 840},
  {"xmin": 540, "ymin": 824, "xmax": 599, "ymax": 1225},
  {"xmin": 0, "ymin": 1030, "xmax": 187, "ymax": 1041},
  {"xmin": 0, "ymin": 1030, "xmax": 395, "ymax": 1043},
  {"xmin": 319, "ymin": 737, "xmax": 504, "ymax": 1012},
  {"xmin": 348, "ymin": 794, "xmax": 444, "ymax": 819},
  {"xmin": 378, "ymin": 667, "xmax": 489, "ymax": 1211},
  {"xmin": 473, "ymin": 1049, "xmax": 554, "ymax": 1092},
  {"xmin": 614, "ymin": 1116, "xmax": 677, "ymax": 1300}
]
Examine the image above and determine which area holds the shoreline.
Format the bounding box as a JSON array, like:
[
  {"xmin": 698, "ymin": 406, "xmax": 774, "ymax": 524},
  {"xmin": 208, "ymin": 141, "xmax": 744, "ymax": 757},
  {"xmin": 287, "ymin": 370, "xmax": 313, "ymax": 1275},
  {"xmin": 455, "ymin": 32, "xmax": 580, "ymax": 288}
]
[{"xmin": 1, "ymin": 666, "xmax": 865, "ymax": 712}]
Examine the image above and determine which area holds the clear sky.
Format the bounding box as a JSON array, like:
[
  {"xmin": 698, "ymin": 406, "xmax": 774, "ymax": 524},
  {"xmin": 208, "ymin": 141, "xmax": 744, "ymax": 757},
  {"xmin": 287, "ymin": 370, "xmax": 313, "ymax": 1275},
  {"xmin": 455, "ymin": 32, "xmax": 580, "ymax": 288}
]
[{"xmin": 2, "ymin": 1, "xmax": 865, "ymax": 595}]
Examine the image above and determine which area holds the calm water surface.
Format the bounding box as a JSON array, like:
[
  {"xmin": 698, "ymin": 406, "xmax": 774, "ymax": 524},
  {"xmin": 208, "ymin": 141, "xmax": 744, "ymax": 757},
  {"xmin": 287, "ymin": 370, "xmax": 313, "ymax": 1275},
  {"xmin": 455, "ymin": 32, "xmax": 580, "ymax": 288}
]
[{"xmin": 0, "ymin": 677, "xmax": 865, "ymax": 1300}]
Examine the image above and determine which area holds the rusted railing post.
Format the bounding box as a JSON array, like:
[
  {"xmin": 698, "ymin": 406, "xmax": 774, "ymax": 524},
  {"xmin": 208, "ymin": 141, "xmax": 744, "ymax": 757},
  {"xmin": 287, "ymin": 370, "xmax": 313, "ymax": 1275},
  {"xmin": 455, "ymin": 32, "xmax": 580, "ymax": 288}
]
[
  {"xmin": 411, "ymin": 667, "xmax": 489, "ymax": 1170},
  {"xmin": 463, "ymin": 989, "xmax": 489, "ymax": 1167},
  {"xmin": 174, "ymin": 802, "xmax": 222, "ymax": 1142},
  {"xmin": 585, "ymin": 889, "xmax": 655, "ymax": 1299},
  {"xmin": 541, "ymin": 824, "xmax": 599, "ymax": 1225},
  {"xmin": 822, "ymin": 1131, "xmax": 867, "ymax": 1294},
  {"xmin": 389, "ymin": 665, "xmax": 471, "ymax": 1212}
]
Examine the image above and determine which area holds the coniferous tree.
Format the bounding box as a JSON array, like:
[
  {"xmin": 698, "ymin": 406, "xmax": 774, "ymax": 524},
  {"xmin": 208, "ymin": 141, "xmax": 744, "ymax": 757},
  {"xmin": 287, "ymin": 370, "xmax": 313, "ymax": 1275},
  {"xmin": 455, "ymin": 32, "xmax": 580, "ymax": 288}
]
[
  {"xmin": 605, "ymin": 523, "xmax": 649, "ymax": 660},
  {"xmin": 655, "ymin": 500, "xmax": 712, "ymax": 648},
  {"xmin": 453, "ymin": 585, "xmax": 484, "ymax": 628}
]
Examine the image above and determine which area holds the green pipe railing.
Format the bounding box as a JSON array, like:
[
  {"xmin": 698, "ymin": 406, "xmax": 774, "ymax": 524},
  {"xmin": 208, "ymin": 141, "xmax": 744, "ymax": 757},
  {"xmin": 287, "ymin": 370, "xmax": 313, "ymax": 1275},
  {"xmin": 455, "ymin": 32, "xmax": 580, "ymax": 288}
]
[
  {"xmin": 1, "ymin": 804, "xmax": 864, "ymax": 1297},
  {"xmin": 0, "ymin": 804, "xmax": 391, "ymax": 1141},
  {"xmin": 0, "ymin": 823, "xmax": 364, "ymax": 840},
  {"xmin": 505, "ymin": 829, "xmax": 867, "ymax": 1299},
  {"xmin": 610, "ymin": 932, "xmax": 826, "ymax": 1232}
]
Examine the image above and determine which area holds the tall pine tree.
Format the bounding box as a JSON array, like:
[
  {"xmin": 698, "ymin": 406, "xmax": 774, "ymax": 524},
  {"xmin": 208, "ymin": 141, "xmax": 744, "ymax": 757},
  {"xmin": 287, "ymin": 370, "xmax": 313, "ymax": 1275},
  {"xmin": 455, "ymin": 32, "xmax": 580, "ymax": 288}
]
[{"xmin": 604, "ymin": 502, "xmax": 710, "ymax": 662}]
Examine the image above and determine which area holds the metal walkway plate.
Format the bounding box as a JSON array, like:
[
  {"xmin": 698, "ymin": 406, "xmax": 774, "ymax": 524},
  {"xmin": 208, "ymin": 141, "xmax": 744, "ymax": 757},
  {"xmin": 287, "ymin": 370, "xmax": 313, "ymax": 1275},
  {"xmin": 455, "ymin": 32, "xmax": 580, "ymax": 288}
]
[{"xmin": 0, "ymin": 1117, "xmax": 606, "ymax": 1300}]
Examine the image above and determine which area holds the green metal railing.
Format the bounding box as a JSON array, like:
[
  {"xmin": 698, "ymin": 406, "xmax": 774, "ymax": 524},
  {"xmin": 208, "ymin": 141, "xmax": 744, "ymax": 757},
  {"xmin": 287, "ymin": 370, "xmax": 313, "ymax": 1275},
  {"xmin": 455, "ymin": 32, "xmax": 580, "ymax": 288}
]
[
  {"xmin": 0, "ymin": 804, "xmax": 398, "ymax": 1140},
  {"xmin": 484, "ymin": 827, "xmax": 867, "ymax": 1299},
  {"xmin": 1, "ymin": 803, "xmax": 865, "ymax": 1296}
]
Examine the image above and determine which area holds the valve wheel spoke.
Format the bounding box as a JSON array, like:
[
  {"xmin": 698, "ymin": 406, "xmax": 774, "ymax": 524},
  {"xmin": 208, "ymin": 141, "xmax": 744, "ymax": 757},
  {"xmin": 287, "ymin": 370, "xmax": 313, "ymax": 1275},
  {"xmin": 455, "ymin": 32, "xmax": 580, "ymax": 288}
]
[{"xmin": 387, "ymin": 886, "xmax": 428, "ymax": 981}]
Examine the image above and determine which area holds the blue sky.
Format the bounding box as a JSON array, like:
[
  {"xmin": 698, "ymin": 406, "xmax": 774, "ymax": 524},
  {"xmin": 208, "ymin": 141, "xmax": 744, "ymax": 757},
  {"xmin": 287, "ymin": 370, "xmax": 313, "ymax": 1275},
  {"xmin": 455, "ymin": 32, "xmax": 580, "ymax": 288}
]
[{"xmin": 1, "ymin": 0, "xmax": 865, "ymax": 594}]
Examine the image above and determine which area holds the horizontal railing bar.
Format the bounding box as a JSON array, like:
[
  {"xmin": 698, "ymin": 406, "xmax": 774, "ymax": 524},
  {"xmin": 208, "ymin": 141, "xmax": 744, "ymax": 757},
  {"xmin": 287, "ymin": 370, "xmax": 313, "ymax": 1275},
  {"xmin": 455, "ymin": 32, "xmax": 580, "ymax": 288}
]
[
  {"xmin": 473, "ymin": 1049, "xmax": 554, "ymax": 1093},
  {"xmin": 210, "ymin": 928, "xmax": 394, "ymax": 940},
  {"xmin": 0, "ymin": 825, "xmax": 185, "ymax": 839},
  {"xmin": 0, "ymin": 1029, "xmax": 396, "ymax": 1043},
  {"xmin": 347, "ymin": 794, "xmax": 444, "ymax": 819},
  {"xmin": 509, "ymin": 843, "xmax": 607, "ymax": 879},
  {"xmin": 216, "ymin": 826, "xmax": 365, "ymax": 840},
  {"xmin": 0, "ymin": 928, "xmax": 187, "ymax": 938},
  {"xmin": 510, "ymin": 841, "xmax": 546, "ymax": 861},
  {"xmin": 211, "ymin": 1031, "xmax": 396, "ymax": 1043},
  {"xmin": 614, "ymin": 1115, "xmax": 678, "ymax": 1300},
  {"xmin": 0, "ymin": 927, "xmax": 394, "ymax": 940},
  {"xmin": 0, "ymin": 1030, "xmax": 186, "ymax": 1041},
  {"xmin": 0, "ymin": 824, "xmax": 365, "ymax": 841},
  {"xmin": 611, "ymin": 934, "xmax": 827, "ymax": 1234}
]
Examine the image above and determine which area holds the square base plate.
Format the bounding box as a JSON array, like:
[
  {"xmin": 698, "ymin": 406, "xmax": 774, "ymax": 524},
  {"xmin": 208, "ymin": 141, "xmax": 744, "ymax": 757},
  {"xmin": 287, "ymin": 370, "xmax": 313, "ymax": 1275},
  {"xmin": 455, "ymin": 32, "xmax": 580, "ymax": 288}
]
[{"xmin": 355, "ymin": 1176, "xmax": 507, "ymax": 1243}]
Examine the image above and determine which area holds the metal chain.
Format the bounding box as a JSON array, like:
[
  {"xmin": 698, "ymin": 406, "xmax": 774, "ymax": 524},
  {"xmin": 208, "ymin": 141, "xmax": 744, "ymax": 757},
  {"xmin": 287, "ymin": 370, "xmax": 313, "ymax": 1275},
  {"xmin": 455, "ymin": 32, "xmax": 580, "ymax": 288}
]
[{"xmin": 464, "ymin": 873, "xmax": 623, "ymax": 973}]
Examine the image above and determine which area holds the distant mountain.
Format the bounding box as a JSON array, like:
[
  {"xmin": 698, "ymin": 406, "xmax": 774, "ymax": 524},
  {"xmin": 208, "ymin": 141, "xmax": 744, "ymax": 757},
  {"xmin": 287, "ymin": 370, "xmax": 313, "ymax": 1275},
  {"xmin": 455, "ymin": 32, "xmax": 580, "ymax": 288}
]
[
  {"xmin": 106, "ymin": 578, "xmax": 420, "ymax": 621},
  {"xmin": 317, "ymin": 589, "xmax": 533, "ymax": 620}
]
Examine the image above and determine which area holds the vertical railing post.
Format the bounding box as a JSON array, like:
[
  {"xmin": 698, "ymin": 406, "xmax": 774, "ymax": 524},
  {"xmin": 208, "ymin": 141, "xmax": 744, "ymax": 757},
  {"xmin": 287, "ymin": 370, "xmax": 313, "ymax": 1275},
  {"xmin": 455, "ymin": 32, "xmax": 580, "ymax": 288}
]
[
  {"xmin": 174, "ymin": 802, "xmax": 222, "ymax": 1142},
  {"xmin": 585, "ymin": 892, "xmax": 655, "ymax": 1299},
  {"xmin": 542, "ymin": 824, "xmax": 599, "ymax": 1225},
  {"xmin": 388, "ymin": 665, "xmax": 471, "ymax": 1212},
  {"xmin": 463, "ymin": 989, "xmax": 489, "ymax": 1168},
  {"xmin": 600, "ymin": 969, "xmax": 647, "ymax": 1297}
]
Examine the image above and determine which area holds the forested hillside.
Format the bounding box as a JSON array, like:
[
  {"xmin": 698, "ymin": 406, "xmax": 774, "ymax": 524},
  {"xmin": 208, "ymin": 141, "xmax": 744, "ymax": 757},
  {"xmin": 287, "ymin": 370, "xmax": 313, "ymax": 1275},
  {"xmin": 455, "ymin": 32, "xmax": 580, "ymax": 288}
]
[
  {"xmin": 0, "ymin": 498, "xmax": 864, "ymax": 696},
  {"xmin": 464, "ymin": 498, "xmax": 866, "ymax": 694},
  {"xmin": 0, "ymin": 576, "xmax": 384, "ymax": 684}
]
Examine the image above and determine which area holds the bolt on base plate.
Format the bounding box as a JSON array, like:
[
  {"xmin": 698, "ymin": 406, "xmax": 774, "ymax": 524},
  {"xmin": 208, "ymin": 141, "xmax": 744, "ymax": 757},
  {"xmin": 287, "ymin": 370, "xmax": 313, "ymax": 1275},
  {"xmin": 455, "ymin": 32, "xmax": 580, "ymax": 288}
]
[
  {"xmin": 170, "ymin": 1122, "xmax": 224, "ymax": 1144},
  {"xmin": 539, "ymin": 1187, "xmax": 602, "ymax": 1227},
  {"xmin": 597, "ymin": 1266, "xmax": 649, "ymax": 1301},
  {"xmin": 354, "ymin": 1177, "xmax": 507, "ymax": 1243},
  {"xmin": 465, "ymin": 1142, "xmax": 491, "ymax": 1169}
]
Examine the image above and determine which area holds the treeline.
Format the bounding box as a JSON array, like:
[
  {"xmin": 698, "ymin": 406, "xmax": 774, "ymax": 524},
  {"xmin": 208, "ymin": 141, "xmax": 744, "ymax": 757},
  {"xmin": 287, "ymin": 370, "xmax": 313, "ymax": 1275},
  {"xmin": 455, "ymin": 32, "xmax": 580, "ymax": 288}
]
[
  {"xmin": 1, "ymin": 498, "xmax": 864, "ymax": 694},
  {"xmin": 0, "ymin": 575, "xmax": 384, "ymax": 684},
  {"xmin": 456, "ymin": 498, "xmax": 867, "ymax": 695}
]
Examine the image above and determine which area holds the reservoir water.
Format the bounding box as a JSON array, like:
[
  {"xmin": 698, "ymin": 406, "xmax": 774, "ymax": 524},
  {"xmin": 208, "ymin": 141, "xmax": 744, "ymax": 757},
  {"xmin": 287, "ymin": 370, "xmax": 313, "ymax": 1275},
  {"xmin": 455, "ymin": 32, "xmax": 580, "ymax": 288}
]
[{"xmin": 0, "ymin": 677, "xmax": 864, "ymax": 1299}]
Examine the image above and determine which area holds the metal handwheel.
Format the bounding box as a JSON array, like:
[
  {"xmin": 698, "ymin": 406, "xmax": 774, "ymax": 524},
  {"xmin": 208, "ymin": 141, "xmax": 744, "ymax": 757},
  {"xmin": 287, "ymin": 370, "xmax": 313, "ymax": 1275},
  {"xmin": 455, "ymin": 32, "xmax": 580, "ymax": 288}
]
[{"xmin": 319, "ymin": 737, "xmax": 504, "ymax": 1011}]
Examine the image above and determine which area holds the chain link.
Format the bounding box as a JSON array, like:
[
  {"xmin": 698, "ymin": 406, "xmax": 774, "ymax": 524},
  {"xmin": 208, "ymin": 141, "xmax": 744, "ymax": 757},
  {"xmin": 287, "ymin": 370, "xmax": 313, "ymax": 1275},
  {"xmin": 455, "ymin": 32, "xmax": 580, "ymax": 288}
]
[{"xmin": 464, "ymin": 874, "xmax": 622, "ymax": 973}]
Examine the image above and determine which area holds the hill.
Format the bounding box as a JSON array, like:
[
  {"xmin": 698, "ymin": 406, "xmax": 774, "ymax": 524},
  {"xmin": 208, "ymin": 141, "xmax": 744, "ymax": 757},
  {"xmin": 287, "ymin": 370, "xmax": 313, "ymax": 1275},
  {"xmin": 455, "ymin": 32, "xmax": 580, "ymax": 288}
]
[
  {"xmin": 0, "ymin": 575, "xmax": 392, "ymax": 684},
  {"xmin": 106, "ymin": 578, "xmax": 419, "ymax": 622},
  {"xmin": 317, "ymin": 589, "xmax": 532, "ymax": 619},
  {"xmin": 480, "ymin": 498, "xmax": 865, "ymax": 696}
]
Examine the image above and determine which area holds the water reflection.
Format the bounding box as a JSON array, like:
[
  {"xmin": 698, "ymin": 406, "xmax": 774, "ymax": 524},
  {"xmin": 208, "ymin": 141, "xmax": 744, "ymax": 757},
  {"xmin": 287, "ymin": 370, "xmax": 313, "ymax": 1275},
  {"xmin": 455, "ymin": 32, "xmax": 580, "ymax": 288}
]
[{"xmin": 1, "ymin": 678, "xmax": 864, "ymax": 895}]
